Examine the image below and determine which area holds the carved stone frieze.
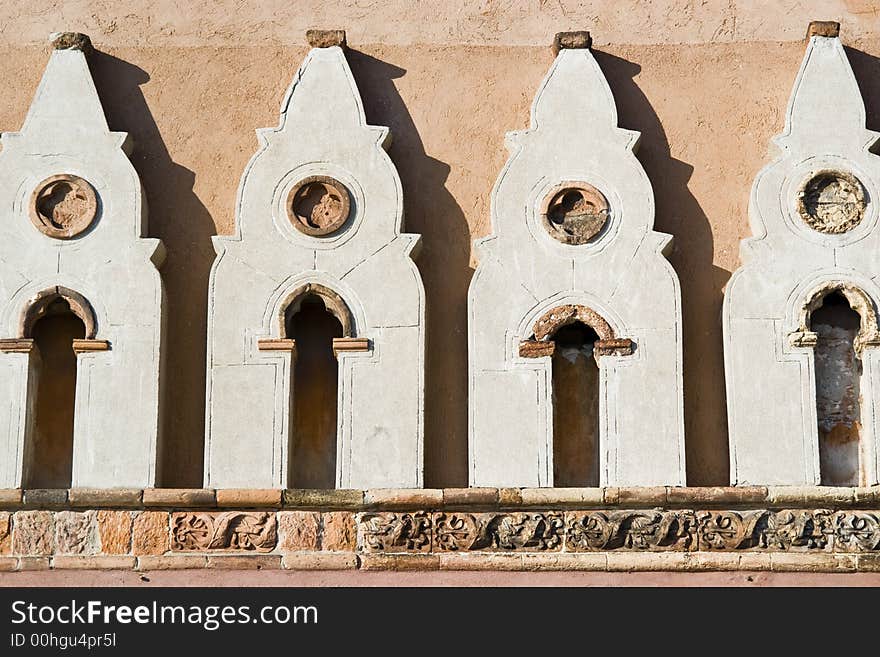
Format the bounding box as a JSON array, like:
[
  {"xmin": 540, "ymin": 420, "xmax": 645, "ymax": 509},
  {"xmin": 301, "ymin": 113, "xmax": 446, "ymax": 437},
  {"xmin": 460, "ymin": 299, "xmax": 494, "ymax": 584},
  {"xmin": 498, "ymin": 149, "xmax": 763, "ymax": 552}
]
[
  {"xmin": 697, "ymin": 510, "xmax": 832, "ymax": 550},
  {"xmin": 832, "ymin": 511, "xmax": 880, "ymax": 551},
  {"xmin": 357, "ymin": 512, "xmax": 432, "ymax": 553},
  {"xmin": 566, "ymin": 511, "xmax": 695, "ymax": 551},
  {"xmin": 170, "ymin": 512, "xmax": 277, "ymax": 552},
  {"xmin": 434, "ymin": 512, "xmax": 563, "ymax": 551}
]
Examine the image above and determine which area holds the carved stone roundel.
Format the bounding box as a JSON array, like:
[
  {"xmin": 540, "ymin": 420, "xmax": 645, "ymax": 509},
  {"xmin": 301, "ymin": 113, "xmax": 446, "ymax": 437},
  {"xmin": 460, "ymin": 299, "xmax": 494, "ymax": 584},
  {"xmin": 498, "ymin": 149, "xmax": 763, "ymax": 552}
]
[
  {"xmin": 797, "ymin": 169, "xmax": 866, "ymax": 234},
  {"xmin": 29, "ymin": 174, "xmax": 98, "ymax": 239},
  {"xmin": 540, "ymin": 182, "xmax": 609, "ymax": 245},
  {"xmin": 287, "ymin": 175, "xmax": 351, "ymax": 236}
]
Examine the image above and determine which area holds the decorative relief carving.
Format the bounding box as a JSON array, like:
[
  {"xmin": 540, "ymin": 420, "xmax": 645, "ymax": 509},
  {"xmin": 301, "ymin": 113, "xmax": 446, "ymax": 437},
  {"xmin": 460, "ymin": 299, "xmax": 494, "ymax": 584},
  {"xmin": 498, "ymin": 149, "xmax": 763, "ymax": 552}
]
[
  {"xmin": 286, "ymin": 175, "xmax": 351, "ymax": 236},
  {"xmin": 566, "ymin": 511, "xmax": 695, "ymax": 551},
  {"xmin": 540, "ymin": 182, "xmax": 609, "ymax": 245},
  {"xmin": 170, "ymin": 512, "xmax": 277, "ymax": 552},
  {"xmin": 358, "ymin": 512, "xmax": 431, "ymax": 552},
  {"xmin": 696, "ymin": 510, "xmax": 831, "ymax": 550},
  {"xmin": 797, "ymin": 170, "xmax": 866, "ymax": 234},
  {"xmin": 29, "ymin": 174, "xmax": 98, "ymax": 239},
  {"xmin": 832, "ymin": 511, "xmax": 880, "ymax": 551},
  {"xmin": 434, "ymin": 512, "xmax": 563, "ymax": 551}
]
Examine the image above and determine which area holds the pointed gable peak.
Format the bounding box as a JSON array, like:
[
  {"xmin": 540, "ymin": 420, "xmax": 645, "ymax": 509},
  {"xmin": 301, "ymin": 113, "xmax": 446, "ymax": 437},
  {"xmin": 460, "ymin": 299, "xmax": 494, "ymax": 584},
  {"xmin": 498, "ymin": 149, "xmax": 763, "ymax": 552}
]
[
  {"xmin": 21, "ymin": 33, "xmax": 108, "ymax": 136},
  {"xmin": 778, "ymin": 22, "xmax": 871, "ymax": 151},
  {"xmin": 531, "ymin": 34, "xmax": 618, "ymax": 138}
]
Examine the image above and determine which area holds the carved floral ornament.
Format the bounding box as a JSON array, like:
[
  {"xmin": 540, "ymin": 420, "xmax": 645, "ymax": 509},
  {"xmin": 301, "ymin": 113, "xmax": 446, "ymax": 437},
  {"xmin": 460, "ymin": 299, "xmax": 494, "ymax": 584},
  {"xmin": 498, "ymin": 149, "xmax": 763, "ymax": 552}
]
[
  {"xmin": 789, "ymin": 282, "xmax": 880, "ymax": 353},
  {"xmin": 286, "ymin": 175, "xmax": 351, "ymax": 236},
  {"xmin": 796, "ymin": 169, "xmax": 866, "ymax": 235},
  {"xmin": 29, "ymin": 174, "xmax": 98, "ymax": 239},
  {"xmin": 540, "ymin": 181, "xmax": 609, "ymax": 245},
  {"xmin": 519, "ymin": 304, "xmax": 634, "ymax": 358}
]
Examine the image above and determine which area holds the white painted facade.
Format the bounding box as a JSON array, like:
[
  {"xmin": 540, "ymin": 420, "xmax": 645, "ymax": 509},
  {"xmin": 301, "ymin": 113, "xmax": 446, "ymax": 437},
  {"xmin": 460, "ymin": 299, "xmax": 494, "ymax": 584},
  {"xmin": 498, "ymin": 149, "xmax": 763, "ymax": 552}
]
[
  {"xmin": 204, "ymin": 45, "xmax": 425, "ymax": 489},
  {"xmin": 468, "ymin": 46, "xmax": 686, "ymax": 488},
  {"xmin": 725, "ymin": 33, "xmax": 880, "ymax": 486},
  {"xmin": 0, "ymin": 40, "xmax": 166, "ymax": 488}
]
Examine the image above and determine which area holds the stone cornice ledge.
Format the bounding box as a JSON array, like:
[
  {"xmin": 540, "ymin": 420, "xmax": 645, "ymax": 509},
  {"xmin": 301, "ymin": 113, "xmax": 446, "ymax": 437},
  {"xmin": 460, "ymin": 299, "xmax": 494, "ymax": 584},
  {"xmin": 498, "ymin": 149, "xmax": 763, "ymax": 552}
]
[{"xmin": 1, "ymin": 486, "xmax": 879, "ymax": 511}]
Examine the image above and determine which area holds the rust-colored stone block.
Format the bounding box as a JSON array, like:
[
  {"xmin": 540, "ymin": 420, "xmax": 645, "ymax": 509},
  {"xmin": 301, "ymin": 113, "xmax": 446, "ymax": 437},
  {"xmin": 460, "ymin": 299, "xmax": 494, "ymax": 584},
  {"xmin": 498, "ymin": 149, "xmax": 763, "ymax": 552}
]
[
  {"xmin": 321, "ymin": 512, "xmax": 356, "ymax": 551},
  {"xmin": 277, "ymin": 511, "xmax": 320, "ymax": 551},
  {"xmin": 616, "ymin": 486, "xmax": 667, "ymax": 506},
  {"xmin": 442, "ymin": 488, "xmax": 499, "ymax": 507},
  {"xmin": 51, "ymin": 32, "xmax": 92, "ymax": 52},
  {"xmin": 0, "ymin": 489, "xmax": 22, "ymax": 509},
  {"xmin": 215, "ymin": 489, "xmax": 282, "ymax": 508},
  {"xmin": 767, "ymin": 486, "xmax": 854, "ymax": 506},
  {"xmin": 52, "ymin": 556, "xmax": 136, "ymax": 570},
  {"xmin": 806, "ymin": 21, "xmax": 840, "ymax": 39},
  {"xmin": 603, "ymin": 487, "xmax": 620, "ymax": 505},
  {"xmin": 136, "ymin": 555, "xmax": 208, "ymax": 571},
  {"xmin": 96, "ymin": 511, "xmax": 132, "ymax": 555},
  {"xmin": 518, "ymin": 340, "xmax": 554, "ymax": 358},
  {"xmin": 283, "ymin": 489, "xmax": 363, "ymax": 509},
  {"xmin": 606, "ymin": 552, "xmax": 690, "ymax": 572},
  {"xmin": 282, "ymin": 552, "xmax": 358, "ymax": 570},
  {"xmin": 666, "ymin": 486, "xmax": 768, "ymax": 506},
  {"xmin": 206, "ymin": 555, "xmax": 281, "ymax": 570},
  {"xmin": 23, "ymin": 489, "xmax": 68, "ymax": 509},
  {"xmin": 55, "ymin": 511, "xmax": 98, "ymax": 555},
  {"xmin": 364, "ymin": 488, "xmax": 443, "ymax": 509},
  {"xmin": 0, "ymin": 557, "xmax": 17, "ymax": 571},
  {"xmin": 306, "ymin": 29, "xmax": 346, "ymax": 49},
  {"xmin": 142, "ymin": 488, "xmax": 216, "ymax": 508},
  {"xmin": 69, "ymin": 488, "xmax": 142, "ymax": 508},
  {"xmin": 552, "ymin": 30, "xmax": 592, "ymax": 55},
  {"xmin": 13, "ymin": 511, "xmax": 54, "ymax": 556},
  {"xmin": 0, "ymin": 512, "xmax": 11, "ymax": 555},
  {"xmin": 131, "ymin": 512, "xmax": 169, "ymax": 555},
  {"xmin": 498, "ymin": 488, "xmax": 522, "ymax": 506},
  {"xmin": 359, "ymin": 554, "xmax": 440, "ymax": 571}
]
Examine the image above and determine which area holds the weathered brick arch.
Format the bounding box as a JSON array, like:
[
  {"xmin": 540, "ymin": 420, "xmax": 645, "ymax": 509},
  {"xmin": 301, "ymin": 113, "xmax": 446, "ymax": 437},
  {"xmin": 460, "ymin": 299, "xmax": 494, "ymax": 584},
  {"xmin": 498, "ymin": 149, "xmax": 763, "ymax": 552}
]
[
  {"xmin": 277, "ymin": 283, "xmax": 354, "ymax": 338},
  {"xmin": 519, "ymin": 304, "xmax": 634, "ymax": 358},
  {"xmin": 789, "ymin": 282, "xmax": 880, "ymax": 353},
  {"xmin": 20, "ymin": 286, "xmax": 98, "ymax": 339}
]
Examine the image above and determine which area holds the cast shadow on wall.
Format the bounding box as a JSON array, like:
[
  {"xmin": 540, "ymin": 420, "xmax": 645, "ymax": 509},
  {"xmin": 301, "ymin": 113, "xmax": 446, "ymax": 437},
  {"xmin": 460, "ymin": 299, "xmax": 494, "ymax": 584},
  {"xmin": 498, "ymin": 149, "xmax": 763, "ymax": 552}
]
[
  {"xmin": 347, "ymin": 50, "xmax": 472, "ymax": 487},
  {"xmin": 848, "ymin": 47, "xmax": 880, "ymax": 153},
  {"xmin": 594, "ymin": 50, "xmax": 731, "ymax": 486},
  {"xmin": 90, "ymin": 51, "xmax": 214, "ymax": 487}
]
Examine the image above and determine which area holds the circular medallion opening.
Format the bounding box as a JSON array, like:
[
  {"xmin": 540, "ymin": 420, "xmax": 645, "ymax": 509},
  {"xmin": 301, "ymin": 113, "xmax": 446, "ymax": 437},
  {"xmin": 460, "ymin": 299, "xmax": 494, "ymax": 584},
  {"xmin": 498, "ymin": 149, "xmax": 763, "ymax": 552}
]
[
  {"xmin": 286, "ymin": 176, "xmax": 351, "ymax": 236},
  {"xmin": 29, "ymin": 174, "xmax": 98, "ymax": 239},
  {"xmin": 540, "ymin": 183, "xmax": 609, "ymax": 245},
  {"xmin": 797, "ymin": 170, "xmax": 866, "ymax": 234}
]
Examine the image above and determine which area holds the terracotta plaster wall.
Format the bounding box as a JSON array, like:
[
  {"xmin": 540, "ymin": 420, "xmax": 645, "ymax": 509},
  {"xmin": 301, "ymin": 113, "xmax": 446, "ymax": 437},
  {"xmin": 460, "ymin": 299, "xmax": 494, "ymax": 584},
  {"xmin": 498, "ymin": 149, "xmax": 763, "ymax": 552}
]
[{"xmin": 1, "ymin": 2, "xmax": 880, "ymax": 487}]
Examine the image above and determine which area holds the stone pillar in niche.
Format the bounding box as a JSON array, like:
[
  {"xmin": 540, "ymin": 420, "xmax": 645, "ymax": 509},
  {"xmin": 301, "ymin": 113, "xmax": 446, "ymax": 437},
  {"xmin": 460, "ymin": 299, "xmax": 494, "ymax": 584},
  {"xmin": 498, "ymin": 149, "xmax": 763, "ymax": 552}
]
[
  {"xmin": 204, "ymin": 31, "xmax": 425, "ymax": 489},
  {"xmin": 468, "ymin": 32, "xmax": 685, "ymax": 487},
  {"xmin": 725, "ymin": 22, "xmax": 880, "ymax": 486},
  {"xmin": 0, "ymin": 34, "xmax": 166, "ymax": 488}
]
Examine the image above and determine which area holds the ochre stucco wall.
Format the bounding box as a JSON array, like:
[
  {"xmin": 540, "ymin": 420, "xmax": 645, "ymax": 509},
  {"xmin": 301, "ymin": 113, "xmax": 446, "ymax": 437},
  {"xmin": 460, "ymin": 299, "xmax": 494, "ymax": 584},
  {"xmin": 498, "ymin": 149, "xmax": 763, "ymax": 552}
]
[{"xmin": 1, "ymin": 1, "xmax": 879, "ymax": 487}]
